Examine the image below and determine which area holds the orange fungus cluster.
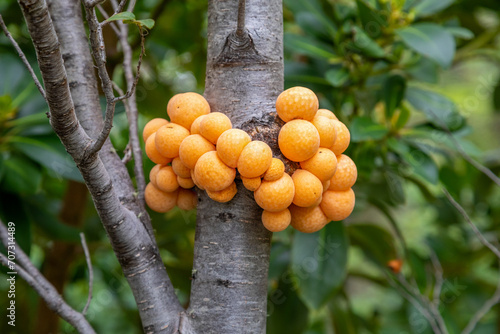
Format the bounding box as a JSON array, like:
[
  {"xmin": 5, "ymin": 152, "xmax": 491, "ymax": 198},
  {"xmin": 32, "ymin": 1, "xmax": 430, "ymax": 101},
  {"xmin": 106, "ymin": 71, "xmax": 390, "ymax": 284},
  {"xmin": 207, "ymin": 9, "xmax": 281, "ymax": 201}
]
[{"xmin": 143, "ymin": 87, "xmax": 357, "ymax": 233}]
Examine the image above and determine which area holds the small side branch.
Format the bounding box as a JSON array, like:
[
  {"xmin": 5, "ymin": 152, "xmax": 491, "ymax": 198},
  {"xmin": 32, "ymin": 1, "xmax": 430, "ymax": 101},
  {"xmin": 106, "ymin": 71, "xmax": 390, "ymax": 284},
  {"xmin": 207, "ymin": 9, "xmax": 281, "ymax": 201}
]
[
  {"xmin": 0, "ymin": 221, "xmax": 95, "ymax": 334},
  {"xmin": 80, "ymin": 233, "xmax": 93, "ymax": 315},
  {"xmin": 0, "ymin": 14, "xmax": 46, "ymax": 100},
  {"xmin": 443, "ymin": 188, "xmax": 500, "ymax": 259}
]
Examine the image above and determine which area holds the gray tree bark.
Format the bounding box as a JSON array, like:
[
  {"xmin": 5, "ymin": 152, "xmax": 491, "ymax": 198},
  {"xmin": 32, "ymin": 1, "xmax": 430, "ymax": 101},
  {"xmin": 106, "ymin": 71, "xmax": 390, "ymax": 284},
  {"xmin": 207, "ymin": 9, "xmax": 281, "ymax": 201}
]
[
  {"xmin": 17, "ymin": 0, "xmax": 183, "ymax": 332},
  {"xmin": 187, "ymin": 1, "xmax": 283, "ymax": 333}
]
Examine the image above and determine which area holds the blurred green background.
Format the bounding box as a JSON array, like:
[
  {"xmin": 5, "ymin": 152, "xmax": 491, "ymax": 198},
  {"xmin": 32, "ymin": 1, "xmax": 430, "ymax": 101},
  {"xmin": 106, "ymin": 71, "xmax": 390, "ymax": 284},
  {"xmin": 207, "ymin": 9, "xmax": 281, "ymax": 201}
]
[{"xmin": 1, "ymin": 0, "xmax": 500, "ymax": 333}]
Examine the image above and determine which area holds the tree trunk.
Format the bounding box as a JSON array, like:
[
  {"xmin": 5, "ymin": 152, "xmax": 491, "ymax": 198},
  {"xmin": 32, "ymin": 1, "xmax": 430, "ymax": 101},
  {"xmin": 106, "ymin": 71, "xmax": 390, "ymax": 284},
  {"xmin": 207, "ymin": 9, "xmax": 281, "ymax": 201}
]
[{"xmin": 188, "ymin": 1, "xmax": 283, "ymax": 333}]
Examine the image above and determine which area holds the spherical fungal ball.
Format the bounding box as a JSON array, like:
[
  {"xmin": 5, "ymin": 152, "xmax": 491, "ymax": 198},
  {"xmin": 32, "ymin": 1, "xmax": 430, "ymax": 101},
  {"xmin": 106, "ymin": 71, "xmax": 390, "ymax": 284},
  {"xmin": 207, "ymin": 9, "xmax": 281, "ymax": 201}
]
[
  {"xmin": 194, "ymin": 151, "xmax": 236, "ymax": 192},
  {"xmin": 237, "ymin": 141, "xmax": 273, "ymax": 178},
  {"xmin": 190, "ymin": 115, "xmax": 207, "ymax": 135},
  {"xmin": 216, "ymin": 129, "xmax": 251, "ymax": 168},
  {"xmin": 155, "ymin": 123, "xmax": 190, "ymax": 158},
  {"xmin": 167, "ymin": 92, "xmax": 210, "ymax": 130},
  {"xmin": 172, "ymin": 157, "xmax": 191, "ymax": 178},
  {"xmin": 278, "ymin": 120, "xmax": 320, "ymax": 162},
  {"xmin": 330, "ymin": 120, "xmax": 350, "ymax": 156},
  {"xmin": 242, "ymin": 176, "xmax": 261, "ymax": 191},
  {"xmin": 328, "ymin": 154, "xmax": 357, "ymax": 191},
  {"xmin": 291, "ymin": 169, "xmax": 323, "ymax": 207},
  {"xmin": 254, "ymin": 174, "xmax": 295, "ymax": 212},
  {"xmin": 290, "ymin": 204, "xmax": 328, "ymax": 233},
  {"xmin": 191, "ymin": 170, "xmax": 205, "ymax": 190},
  {"xmin": 207, "ymin": 182, "xmax": 237, "ymax": 203},
  {"xmin": 177, "ymin": 176, "xmax": 195, "ymax": 189},
  {"xmin": 300, "ymin": 148, "xmax": 338, "ymax": 182},
  {"xmin": 146, "ymin": 133, "xmax": 172, "ymax": 165},
  {"xmin": 320, "ymin": 189, "xmax": 355, "ymax": 221},
  {"xmin": 322, "ymin": 180, "xmax": 331, "ymax": 193},
  {"xmin": 156, "ymin": 166, "xmax": 179, "ymax": 192},
  {"xmin": 199, "ymin": 112, "xmax": 232, "ymax": 144},
  {"xmin": 316, "ymin": 109, "xmax": 338, "ymax": 121},
  {"xmin": 179, "ymin": 134, "xmax": 215, "ymax": 170},
  {"xmin": 276, "ymin": 86, "xmax": 319, "ymax": 122},
  {"xmin": 262, "ymin": 209, "xmax": 291, "ymax": 232},
  {"xmin": 145, "ymin": 183, "xmax": 177, "ymax": 213},
  {"xmin": 143, "ymin": 118, "xmax": 168, "ymax": 142},
  {"xmin": 177, "ymin": 188, "xmax": 197, "ymax": 210},
  {"xmin": 149, "ymin": 164, "xmax": 163, "ymax": 187},
  {"xmin": 263, "ymin": 158, "xmax": 285, "ymax": 181},
  {"xmin": 311, "ymin": 115, "xmax": 336, "ymax": 148}
]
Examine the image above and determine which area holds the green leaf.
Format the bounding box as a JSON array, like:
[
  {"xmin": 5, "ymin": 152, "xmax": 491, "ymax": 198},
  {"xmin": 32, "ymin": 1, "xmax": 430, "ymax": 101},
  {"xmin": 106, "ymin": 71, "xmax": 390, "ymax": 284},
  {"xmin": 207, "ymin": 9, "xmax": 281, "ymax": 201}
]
[
  {"xmin": 291, "ymin": 222, "xmax": 348, "ymax": 309},
  {"xmin": 356, "ymin": 0, "xmax": 387, "ymax": 39},
  {"xmin": 383, "ymin": 74, "xmax": 406, "ymax": 119},
  {"xmin": 9, "ymin": 136, "xmax": 83, "ymax": 182},
  {"xmin": 403, "ymin": 146, "xmax": 439, "ymax": 183},
  {"xmin": 492, "ymin": 77, "xmax": 500, "ymax": 112},
  {"xmin": 405, "ymin": 86, "xmax": 464, "ymax": 130},
  {"xmin": 394, "ymin": 104, "xmax": 411, "ymax": 129},
  {"xmin": 325, "ymin": 67, "xmax": 350, "ymax": 87},
  {"xmin": 284, "ymin": 0, "xmax": 337, "ymax": 38},
  {"xmin": 348, "ymin": 224, "xmax": 396, "ymax": 265},
  {"xmin": 406, "ymin": 56, "xmax": 438, "ymax": 83},
  {"xmin": 349, "ymin": 116, "xmax": 388, "ymax": 142},
  {"xmin": 348, "ymin": 26, "xmax": 386, "ymax": 58},
  {"xmin": 284, "ymin": 33, "xmax": 338, "ymax": 60},
  {"xmin": 413, "ymin": 0, "xmax": 455, "ymax": 17},
  {"xmin": 106, "ymin": 11, "xmax": 136, "ymax": 23},
  {"xmin": 1, "ymin": 155, "xmax": 42, "ymax": 194},
  {"xmin": 445, "ymin": 27, "xmax": 474, "ymax": 40},
  {"xmin": 135, "ymin": 19, "xmax": 155, "ymax": 30},
  {"xmin": 396, "ymin": 23, "xmax": 455, "ymax": 68}
]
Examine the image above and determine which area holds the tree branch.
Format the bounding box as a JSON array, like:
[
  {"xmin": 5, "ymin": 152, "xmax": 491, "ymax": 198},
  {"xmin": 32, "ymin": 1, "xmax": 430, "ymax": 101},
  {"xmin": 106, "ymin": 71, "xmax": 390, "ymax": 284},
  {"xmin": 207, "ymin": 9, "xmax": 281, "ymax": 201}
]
[
  {"xmin": 0, "ymin": 221, "xmax": 96, "ymax": 334},
  {"xmin": 80, "ymin": 233, "xmax": 93, "ymax": 315},
  {"xmin": 0, "ymin": 14, "xmax": 46, "ymax": 101},
  {"xmin": 442, "ymin": 188, "xmax": 500, "ymax": 259}
]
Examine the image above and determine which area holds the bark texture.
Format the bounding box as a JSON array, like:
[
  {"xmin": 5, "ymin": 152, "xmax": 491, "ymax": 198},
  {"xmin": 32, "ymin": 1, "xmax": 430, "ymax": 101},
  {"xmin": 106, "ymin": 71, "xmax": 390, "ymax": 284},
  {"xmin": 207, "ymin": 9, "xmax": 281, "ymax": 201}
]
[
  {"xmin": 19, "ymin": 0, "xmax": 183, "ymax": 332},
  {"xmin": 188, "ymin": 1, "xmax": 283, "ymax": 333}
]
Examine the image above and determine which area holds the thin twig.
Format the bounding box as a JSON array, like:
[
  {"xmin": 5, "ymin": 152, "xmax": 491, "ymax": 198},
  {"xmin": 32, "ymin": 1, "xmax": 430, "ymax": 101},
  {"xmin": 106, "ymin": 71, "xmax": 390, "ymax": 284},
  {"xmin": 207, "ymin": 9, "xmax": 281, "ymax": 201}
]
[
  {"xmin": 86, "ymin": 0, "xmax": 107, "ymax": 8},
  {"xmin": 101, "ymin": 0, "xmax": 128, "ymax": 27},
  {"xmin": 80, "ymin": 233, "xmax": 93, "ymax": 316},
  {"xmin": 429, "ymin": 248, "xmax": 444, "ymax": 306},
  {"xmin": 0, "ymin": 221, "xmax": 95, "ymax": 333},
  {"xmin": 443, "ymin": 188, "xmax": 500, "ymax": 260},
  {"xmin": 462, "ymin": 270, "xmax": 500, "ymax": 334},
  {"xmin": 97, "ymin": 4, "xmax": 121, "ymax": 35},
  {"xmin": 427, "ymin": 109, "xmax": 500, "ymax": 187},
  {"xmin": 236, "ymin": 0, "xmax": 246, "ymax": 36},
  {"xmin": 0, "ymin": 14, "xmax": 46, "ymax": 100},
  {"xmin": 386, "ymin": 272, "xmax": 443, "ymax": 334}
]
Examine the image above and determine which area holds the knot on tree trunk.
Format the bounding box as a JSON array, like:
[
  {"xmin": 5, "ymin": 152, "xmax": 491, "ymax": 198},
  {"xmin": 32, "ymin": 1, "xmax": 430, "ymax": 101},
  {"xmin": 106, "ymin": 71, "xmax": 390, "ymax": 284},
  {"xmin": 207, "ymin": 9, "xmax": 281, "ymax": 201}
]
[{"xmin": 215, "ymin": 30, "xmax": 267, "ymax": 66}]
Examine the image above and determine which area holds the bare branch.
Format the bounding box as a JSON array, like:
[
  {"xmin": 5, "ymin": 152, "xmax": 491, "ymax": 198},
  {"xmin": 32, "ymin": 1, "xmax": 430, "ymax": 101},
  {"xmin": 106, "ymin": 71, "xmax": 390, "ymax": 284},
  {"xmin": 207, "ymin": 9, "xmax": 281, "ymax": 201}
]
[
  {"xmin": 443, "ymin": 188, "xmax": 500, "ymax": 259},
  {"xmin": 79, "ymin": 233, "xmax": 93, "ymax": 316},
  {"xmin": 429, "ymin": 248, "xmax": 444, "ymax": 306},
  {"xmin": 428, "ymin": 109, "xmax": 500, "ymax": 187},
  {"xmin": 236, "ymin": 0, "xmax": 246, "ymax": 36},
  {"xmin": 462, "ymin": 267, "xmax": 500, "ymax": 334},
  {"xmin": 96, "ymin": 4, "xmax": 121, "ymax": 35},
  {"xmin": 0, "ymin": 14, "xmax": 46, "ymax": 101},
  {"xmin": 386, "ymin": 272, "xmax": 443, "ymax": 334},
  {"xmin": 85, "ymin": 0, "xmax": 107, "ymax": 8},
  {"xmin": 100, "ymin": 0, "xmax": 128, "ymax": 26},
  {"xmin": 0, "ymin": 222, "xmax": 95, "ymax": 333}
]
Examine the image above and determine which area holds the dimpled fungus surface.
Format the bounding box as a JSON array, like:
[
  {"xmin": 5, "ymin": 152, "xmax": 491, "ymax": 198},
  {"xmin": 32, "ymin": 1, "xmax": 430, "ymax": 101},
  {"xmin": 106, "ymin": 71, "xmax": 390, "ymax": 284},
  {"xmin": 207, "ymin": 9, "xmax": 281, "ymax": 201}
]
[
  {"xmin": 242, "ymin": 177, "xmax": 262, "ymax": 191},
  {"xmin": 145, "ymin": 183, "xmax": 177, "ymax": 213},
  {"xmin": 143, "ymin": 118, "xmax": 168, "ymax": 142},
  {"xmin": 291, "ymin": 169, "xmax": 323, "ymax": 207},
  {"xmin": 177, "ymin": 188, "xmax": 197, "ymax": 210},
  {"xmin": 290, "ymin": 204, "xmax": 328, "ymax": 233},
  {"xmin": 156, "ymin": 166, "xmax": 179, "ymax": 192},
  {"xmin": 179, "ymin": 134, "xmax": 215, "ymax": 170},
  {"xmin": 263, "ymin": 158, "xmax": 285, "ymax": 181},
  {"xmin": 278, "ymin": 120, "xmax": 320, "ymax": 162},
  {"xmin": 155, "ymin": 123, "xmax": 190, "ymax": 158},
  {"xmin": 330, "ymin": 120, "xmax": 350, "ymax": 156},
  {"xmin": 237, "ymin": 141, "xmax": 273, "ymax": 178},
  {"xmin": 167, "ymin": 92, "xmax": 210, "ymax": 130},
  {"xmin": 145, "ymin": 133, "xmax": 172, "ymax": 165},
  {"xmin": 254, "ymin": 173, "xmax": 295, "ymax": 212},
  {"xmin": 329, "ymin": 154, "xmax": 357, "ymax": 191},
  {"xmin": 194, "ymin": 151, "xmax": 236, "ymax": 192},
  {"xmin": 261, "ymin": 209, "xmax": 291, "ymax": 232},
  {"xmin": 311, "ymin": 115, "xmax": 337, "ymax": 148},
  {"xmin": 216, "ymin": 129, "xmax": 251, "ymax": 168},
  {"xmin": 320, "ymin": 189, "xmax": 355, "ymax": 221},
  {"xmin": 207, "ymin": 182, "xmax": 237, "ymax": 203},
  {"xmin": 199, "ymin": 112, "xmax": 232, "ymax": 144},
  {"xmin": 276, "ymin": 86, "xmax": 319, "ymax": 122},
  {"xmin": 300, "ymin": 148, "xmax": 338, "ymax": 182},
  {"xmin": 172, "ymin": 157, "xmax": 191, "ymax": 178},
  {"xmin": 316, "ymin": 109, "xmax": 338, "ymax": 120}
]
